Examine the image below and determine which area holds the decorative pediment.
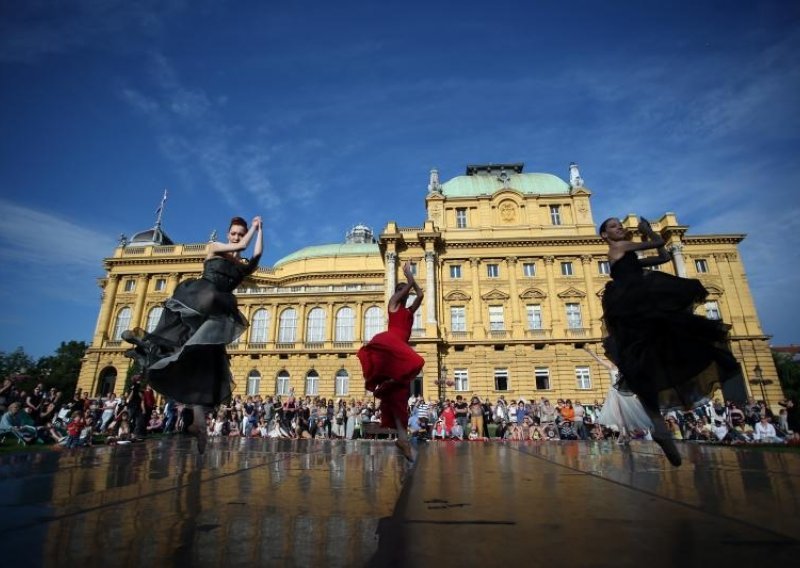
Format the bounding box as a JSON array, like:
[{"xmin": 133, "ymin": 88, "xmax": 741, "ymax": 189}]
[
  {"xmin": 704, "ymin": 284, "xmax": 724, "ymax": 296},
  {"xmin": 519, "ymin": 287, "xmax": 547, "ymax": 300},
  {"xmin": 595, "ymin": 287, "xmax": 606, "ymax": 298},
  {"xmin": 481, "ymin": 289, "xmax": 510, "ymax": 301},
  {"xmin": 557, "ymin": 287, "xmax": 586, "ymax": 299},
  {"xmin": 444, "ymin": 290, "xmax": 472, "ymax": 302}
]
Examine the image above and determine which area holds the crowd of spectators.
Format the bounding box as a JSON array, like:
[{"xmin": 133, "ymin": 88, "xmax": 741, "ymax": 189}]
[{"xmin": 1, "ymin": 375, "xmax": 797, "ymax": 449}]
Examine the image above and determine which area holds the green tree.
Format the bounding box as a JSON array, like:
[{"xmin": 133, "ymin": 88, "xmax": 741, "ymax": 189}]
[
  {"xmin": 0, "ymin": 347, "xmax": 37, "ymax": 385},
  {"xmin": 36, "ymin": 341, "xmax": 88, "ymax": 400},
  {"xmin": 773, "ymin": 351, "xmax": 800, "ymax": 402}
]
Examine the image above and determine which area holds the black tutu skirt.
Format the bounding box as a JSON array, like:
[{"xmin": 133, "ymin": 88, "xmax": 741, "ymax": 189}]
[
  {"xmin": 125, "ymin": 258, "xmax": 251, "ymax": 407},
  {"xmin": 602, "ymin": 253, "xmax": 741, "ymax": 412}
]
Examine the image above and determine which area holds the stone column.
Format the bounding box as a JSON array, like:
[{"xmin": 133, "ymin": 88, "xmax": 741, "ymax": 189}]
[
  {"xmin": 425, "ymin": 251, "xmax": 437, "ymax": 325},
  {"xmin": 386, "ymin": 252, "xmax": 397, "ymax": 306},
  {"xmin": 581, "ymin": 255, "xmax": 597, "ymax": 335},
  {"xmin": 326, "ymin": 302, "xmax": 335, "ymax": 346},
  {"xmin": 94, "ymin": 275, "xmax": 120, "ymax": 344},
  {"xmin": 354, "ymin": 302, "xmax": 364, "ymax": 343},
  {"xmin": 131, "ymin": 273, "xmax": 150, "ymax": 330},
  {"xmin": 669, "ymin": 242, "xmax": 687, "ymax": 277},
  {"xmin": 470, "ymin": 258, "xmax": 483, "ymax": 338},
  {"xmin": 506, "ymin": 257, "xmax": 522, "ymax": 335},
  {"xmin": 543, "ymin": 256, "xmax": 558, "ymax": 334},
  {"xmin": 167, "ymin": 272, "xmax": 180, "ymax": 295}
]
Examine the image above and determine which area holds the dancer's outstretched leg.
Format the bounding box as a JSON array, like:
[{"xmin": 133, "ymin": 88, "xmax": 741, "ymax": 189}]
[
  {"xmin": 393, "ymin": 416, "xmax": 413, "ymax": 462},
  {"xmin": 643, "ymin": 405, "xmax": 681, "ymax": 466},
  {"xmin": 189, "ymin": 405, "xmax": 208, "ymax": 454}
]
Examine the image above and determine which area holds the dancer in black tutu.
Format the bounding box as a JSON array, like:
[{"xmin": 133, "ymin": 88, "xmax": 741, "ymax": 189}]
[
  {"xmin": 599, "ymin": 216, "xmax": 740, "ymax": 466},
  {"xmin": 123, "ymin": 215, "xmax": 263, "ymax": 452}
]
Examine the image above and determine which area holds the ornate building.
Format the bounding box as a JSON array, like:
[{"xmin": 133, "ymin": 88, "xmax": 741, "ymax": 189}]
[{"xmin": 77, "ymin": 163, "xmax": 784, "ymax": 407}]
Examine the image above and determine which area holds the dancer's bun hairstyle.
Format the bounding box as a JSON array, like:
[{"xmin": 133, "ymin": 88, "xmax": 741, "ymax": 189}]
[{"xmin": 229, "ymin": 216, "xmax": 248, "ymax": 231}]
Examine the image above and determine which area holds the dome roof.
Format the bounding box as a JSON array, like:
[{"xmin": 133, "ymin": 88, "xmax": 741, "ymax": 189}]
[
  {"xmin": 127, "ymin": 226, "xmax": 174, "ymax": 246},
  {"xmin": 442, "ymin": 172, "xmax": 571, "ymax": 197},
  {"xmin": 274, "ymin": 242, "xmax": 380, "ymax": 266}
]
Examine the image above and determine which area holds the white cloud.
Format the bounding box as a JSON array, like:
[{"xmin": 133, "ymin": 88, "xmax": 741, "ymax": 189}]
[{"xmin": 0, "ymin": 199, "xmax": 116, "ymax": 268}]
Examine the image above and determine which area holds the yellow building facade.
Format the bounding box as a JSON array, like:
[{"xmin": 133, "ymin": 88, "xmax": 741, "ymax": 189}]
[{"xmin": 77, "ymin": 163, "xmax": 784, "ymax": 408}]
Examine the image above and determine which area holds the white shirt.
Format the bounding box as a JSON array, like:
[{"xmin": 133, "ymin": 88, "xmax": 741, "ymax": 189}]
[{"xmin": 754, "ymin": 421, "xmax": 777, "ymax": 440}]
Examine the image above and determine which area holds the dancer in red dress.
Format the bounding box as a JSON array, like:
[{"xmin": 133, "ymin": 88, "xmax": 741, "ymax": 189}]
[{"xmin": 357, "ymin": 262, "xmax": 424, "ymax": 461}]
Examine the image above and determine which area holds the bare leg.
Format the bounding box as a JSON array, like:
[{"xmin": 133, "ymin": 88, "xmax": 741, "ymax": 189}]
[
  {"xmin": 189, "ymin": 405, "xmax": 208, "ymax": 454},
  {"xmin": 643, "ymin": 405, "xmax": 681, "ymax": 466},
  {"xmin": 393, "ymin": 415, "xmax": 413, "ymax": 461}
]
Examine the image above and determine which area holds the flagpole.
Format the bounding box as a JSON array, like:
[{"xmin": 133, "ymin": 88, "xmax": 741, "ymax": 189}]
[{"xmin": 155, "ymin": 189, "xmax": 168, "ymax": 228}]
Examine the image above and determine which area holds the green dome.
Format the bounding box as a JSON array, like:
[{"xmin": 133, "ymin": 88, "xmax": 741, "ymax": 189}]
[
  {"xmin": 274, "ymin": 243, "xmax": 380, "ymax": 266},
  {"xmin": 442, "ymin": 172, "xmax": 570, "ymax": 197}
]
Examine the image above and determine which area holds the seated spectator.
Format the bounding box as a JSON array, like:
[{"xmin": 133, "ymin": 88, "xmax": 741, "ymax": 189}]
[
  {"xmin": 0, "ymin": 402, "xmax": 39, "ymax": 444},
  {"xmin": 79, "ymin": 416, "xmax": 95, "ymax": 447},
  {"xmin": 147, "ymin": 410, "xmax": 164, "ymax": 434},
  {"xmin": 543, "ymin": 423, "xmax": 560, "ymax": 441},
  {"xmin": 558, "ymin": 420, "xmax": 578, "ymax": 440},
  {"xmin": 451, "ymin": 421, "xmax": 464, "ymax": 440},
  {"xmin": 754, "ymin": 416, "xmax": 783, "ymax": 444},
  {"xmin": 665, "ymin": 416, "xmax": 683, "ymax": 440},
  {"xmin": 712, "ymin": 420, "xmax": 729, "ymax": 442},
  {"xmin": 432, "ymin": 419, "xmax": 447, "ymax": 440},
  {"xmin": 468, "ymin": 425, "xmax": 480, "ymax": 440}
]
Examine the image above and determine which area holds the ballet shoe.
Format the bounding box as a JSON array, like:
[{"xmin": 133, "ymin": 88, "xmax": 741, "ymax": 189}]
[
  {"xmin": 188, "ymin": 425, "xmax": 208, "ymax": 455},
  {"xmin": 121, "ymin": 328, "xmax": 147, "ymax": 348},
  {"xmin": 395, "ymin": 439, "xmax": 414, "ymax": 462},
  {"xmin": 652, "ymin": 433, "xmax": 682, "ymax": 466}
]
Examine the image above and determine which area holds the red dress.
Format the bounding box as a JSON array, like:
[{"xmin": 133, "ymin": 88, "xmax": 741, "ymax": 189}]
[{"xmin": 357, "ymin": 306, "xmax": 425, "ymax": 429}]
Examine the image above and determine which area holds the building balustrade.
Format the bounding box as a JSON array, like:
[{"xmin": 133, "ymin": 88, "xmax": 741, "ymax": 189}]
[
  {"xmin": 305, "ymin": 342, "xmax": 325, "ymax": 349},
  {"xmin": 275, "ymin": 342, "xmax": 296, "ymax": 350},
  {"xmin": 411, "ymin": 328, "xmax": 426, "ymax": 338},
  {"xmin": 333, "ymin": 341, "xmax": 354, "ymax": 349},
  {"xmin": 489, "ymin": 329, "xmax": 509, "ymax": 338},
  {"xmin": 248, "ymin": 342, "xmax": 268, "ymax": 350},
  {"xmin": 450, "ymin": 330, "xmax": 472, "ymax": 339},
  {"xmin": 105, "ymin": 340, "xmax": 122, "ymax": 348},
  {"xmin": 525, "ymin": 328, "xmax": 550, "ymax": 338},
  {"xmin": 566, "ymin": 327, "xmax": 588, "ymax": 338}
]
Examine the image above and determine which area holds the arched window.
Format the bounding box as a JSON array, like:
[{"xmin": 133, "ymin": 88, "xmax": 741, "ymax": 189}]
[
  {"xmin": 278, "ymin": 308, "xmax": 297, "ymax": 343},
  {"xmin": 247, "ymin": 370, "xmax": 261, "ymax": 396},
  {"xmin": 112, "ymin": 307, "xmax": 132, "ymax": 340},
  {"xmin": 306, "ymin": 307, "xmax": 326, "ymax": 343},
  {"xmin": 305, "ymin": 370, "xmax": 319, "ymax": 396},
  {"xmin": 335, "ymin": 307, "xmax": 354, "ymax": 341},
  {"xmin": 251, "ymin": 308, "xmax": 270, "ymax": 343},
  {"xmin": 145, "ymin": 306, "xmax": 163, "ymax": 333},
  {"xmin": 363, "ymin": 306, "xmax": 383, "ymax": 341},
  {"xmin": 335, "ymin": 369, "xmax": 349, "ymax": 396},
  {"xmin": 276, "ymin": 370, "xmax": 291, "ymax": 396}
]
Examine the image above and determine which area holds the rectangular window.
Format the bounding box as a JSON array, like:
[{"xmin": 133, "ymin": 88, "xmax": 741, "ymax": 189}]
[
  {"xmin": 409, "ymin": 262, "xmax": 418, "ymax": 276},
  {"xmin": 566, "ymin": 303, "xmax": 583, "ymax": 329},
  {"xmin": 124, "ymin": 280, "xmax": 135, "ymax": 292},
  {"xmin": 576, "ymin": 367, "xmax": 592, "ymax": 390},
  {"xmin": 335, "ymin": 373, "xmax": 349, "ymax": 396},
  {"xmin": 535, "ymin": 367, "xmax": 550, "ymax": 390},
  {"xmin": 487, "ymin": 264, "xmax": 499, "ymax": 278},
  {"xmin": 450, "ymin": 306, "xmax": 466, "ymax": 332},
  {"xmin": 456, "ymin": 208, "xmax": 467, "ymax": 228},
  {"xmin": 523, "ymin": 262, "xmax": 536, "ymax": 277},
  {"xmin": 155, "ymin": 278, "xmax": 166, "ymax": 292},
  {"xmin": 454, "ymin": 369, "xmax": 469, "ymax": 392},
  {"xmin": 598, "ymin": 261, "xmax": 610, "ymax": 275},
  {"xmin": 695, "ymin": 259, "xmax": 709, "ymax": 273},
  {"xmin": 526, "ymin": 305, "xmax": 543, "ymax": 330},
  {"xmin": 488, "ymin": 306, "xmax": 505, "ymax": 331},
  {"xmin": 561, "ymin": 261, "xmax": 574, "ymax": 276},
  {"xmin": 450, "ymin": 264, "xmax": 462, "ymax": 279},
  {"xmin": 276, "ymin": 375, "xmax": 290, "ymax": 396},
  {"xmin": 705, "ymin": 301, "xmax": 721, "ymax": 320},
  {"xmin": 494, "ymin": 368, "xmax": 509, "ymax": 391},
  {"xmin": 550, "ymin": 205, "xmax": 561, "ymax": 225}
]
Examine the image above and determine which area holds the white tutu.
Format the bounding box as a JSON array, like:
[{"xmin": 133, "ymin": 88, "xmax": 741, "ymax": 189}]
[{"xmin": 596, "ymin": 385, "xmax": 653, "ymax": 431}]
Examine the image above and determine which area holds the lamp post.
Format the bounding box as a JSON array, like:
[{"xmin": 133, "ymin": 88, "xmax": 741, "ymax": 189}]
[
  {"xmin": 749, "ymin": 365, "xmax": 774, "ymax": 408},
  {"xmin": 435, "ymin": 364, "xmax": 448, "ymax": 402}
]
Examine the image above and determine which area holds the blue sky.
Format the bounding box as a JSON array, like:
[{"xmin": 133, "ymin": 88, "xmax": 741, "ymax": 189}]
[{"xmin": 1, "ymin": 0, "xmax": 798, "ymax": 358}]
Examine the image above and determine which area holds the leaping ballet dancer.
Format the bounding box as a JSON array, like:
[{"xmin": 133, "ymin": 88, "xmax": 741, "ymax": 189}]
[
  {"xmin": 599, "ymin": 216, "xmax": 740, "ymax": 466},
  {"xmin": 123, "ymin": 215, "xmax": 263, "ymax": 453},
  {"xmin": 357, "ymin": 262, "xmax": 425, "ymax": 461}
]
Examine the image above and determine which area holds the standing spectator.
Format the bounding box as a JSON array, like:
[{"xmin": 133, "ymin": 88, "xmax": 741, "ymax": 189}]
[
  {"xmin": 441, "ymin": 401, "xmax": 456, "ymax": 437},
  {"xmin": 126, "ymin": 376, "xmax": 144, "ymax": 441},
  {"xmin": 469, "ymin": 396, "xmax": 485, "ymax": 438},
  {"xmin": 454, "ymin": 395, "xmax": 469, "ymax": 435},
  {"xmin": 25, "ymin": 384, "xmax": 45, "ymax": 421},
  {"xmin": 163, "ymin": 398, "xmax": 177, "ymax": 434},
  {"xmin": 573, "ymin": 400, "xmax": 588, "ymax": 440},
  {"xmin": 65, "ymin": 411, "xmax": 85, "ymax": 448}
]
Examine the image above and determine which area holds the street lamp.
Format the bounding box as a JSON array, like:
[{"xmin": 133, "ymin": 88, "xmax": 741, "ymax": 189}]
[{"xmin": 749, "ymin": 365, "xmax": 774, "ymax": 408}]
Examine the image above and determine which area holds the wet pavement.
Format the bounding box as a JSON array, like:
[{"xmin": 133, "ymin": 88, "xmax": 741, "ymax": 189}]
[{"xmin": 0, "ymin": 438, "xmax": 798, "ymax": 567}]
